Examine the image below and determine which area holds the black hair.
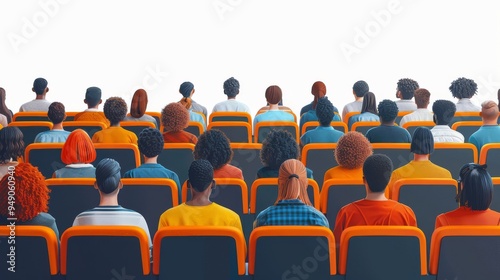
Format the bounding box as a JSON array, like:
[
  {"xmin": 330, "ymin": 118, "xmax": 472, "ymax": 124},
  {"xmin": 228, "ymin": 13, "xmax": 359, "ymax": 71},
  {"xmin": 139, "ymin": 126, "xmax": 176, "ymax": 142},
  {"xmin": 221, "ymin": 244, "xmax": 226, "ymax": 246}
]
[
  {"xmin": 353, "ymin": 80, "xmax": 369, "ymax": 97},
  {"xmin": 188, "ymin": 159, "xmax": 214, "ymax": 192},
  {"xmin": 363, "ymin": 154, "xmax": 393, "ymax": 192},
  {"xmin": 432, "ymin": 100, "xmax": 456, "ymax": 125},
  {"xmin": 449, "ymin": 77, "xmax": 478, "ymax": 99},
  {"xmin": 33, "ymin": 78, "xmax": 48, "ymax": 95},
  {"xmin": 0, "ymin": 127, "xmax": 24, "ymax": 163},
  {"xmin": 361, "ymin": 92, "xmax": 378, "ymax": 114},
  {"xmin": 85, "ymin": 87, "xmax": 102, "ymax": 108},
  {"xmin": 48, "ymin": 102, "xmax": 66, "ymax": 124},
  {"xmin": 377, "ymin": 99, "xmax": 399, "ymax": 123},
  {"xmin": 194, "ymin": 129, "xmax": 233, "ymax": 170},
  {"xmin": 411, "ymin": 127, "xmax": 434, "ymax": 154},
  {"xmin": 457, "ymin": 163, "xmax": 492, "ymax": 210},
  {"xmin": 0, "ymin": 88, "xmax": 13, "ymax": 123},
  {"xmin": 104, "ymin": 97, "xmax": 128, "ymax": 125},
  {"xmin": 138, "ymin": 128, "xmax": 164, "ymax": 158},
  {"xmin": 223, "ymin": 77, "xmax": 240, "ymax": 98},
  {"xmin": 397, "ymin": 78, "xmax": 419, "ymax": 100},
  {"xmin": 260, "ymin": 130, "xmax": 299, "ymax": 170},
  {"xmin": 316, "ymin": 97, "xmax": 334, "ymax": 126},
  {"xmin": 95, "ymin": 158, "xmax": 121, "ymax": 194}
]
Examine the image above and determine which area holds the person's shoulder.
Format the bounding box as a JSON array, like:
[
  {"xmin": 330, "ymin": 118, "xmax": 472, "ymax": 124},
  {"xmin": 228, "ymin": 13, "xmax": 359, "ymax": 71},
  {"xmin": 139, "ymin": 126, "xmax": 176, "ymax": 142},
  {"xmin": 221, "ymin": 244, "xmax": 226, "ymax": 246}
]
[{"xmin": 212, "ymin": 203, "xmax": 240, "ymax": 218}]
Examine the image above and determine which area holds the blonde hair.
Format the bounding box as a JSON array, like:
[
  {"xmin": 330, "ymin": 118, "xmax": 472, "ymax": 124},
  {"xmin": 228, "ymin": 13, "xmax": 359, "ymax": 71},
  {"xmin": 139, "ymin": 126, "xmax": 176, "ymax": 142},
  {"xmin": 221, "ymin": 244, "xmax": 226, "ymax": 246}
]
[
  {"xmin": 481, "ymin": 100, "xmax": 499, "ymax": 121},
  {"xmin": 276, "ymin": 159, "xmax": 312, "ymax": 206}
]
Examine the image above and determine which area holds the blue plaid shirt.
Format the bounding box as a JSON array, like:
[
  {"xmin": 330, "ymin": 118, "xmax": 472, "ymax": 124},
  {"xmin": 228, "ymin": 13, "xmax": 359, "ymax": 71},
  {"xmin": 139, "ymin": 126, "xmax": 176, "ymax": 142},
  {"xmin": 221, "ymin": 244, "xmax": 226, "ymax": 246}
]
[{"xmin": 254, "ymin": 199, "xmax": 329, "ymax": 228}]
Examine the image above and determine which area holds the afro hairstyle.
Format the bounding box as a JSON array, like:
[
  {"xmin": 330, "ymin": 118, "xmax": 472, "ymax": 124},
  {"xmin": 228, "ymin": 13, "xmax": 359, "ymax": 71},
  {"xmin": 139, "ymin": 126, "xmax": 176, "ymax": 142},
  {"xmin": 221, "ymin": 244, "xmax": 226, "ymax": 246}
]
[
  {"xmin": 316, "ymin": 97, "xmax": 334, "ymax": 126},
  {"xmin": 335, "ymin": 131, "xmax": 373, "ymax": 169},
  {"xmin": 223, "ymin": 77, "xmax": 240, "ymax": 98},
  {"xmin": 377, "ymin": 99, "xmax": 399, "ymax": 123},
  {"xmin": 352, "ymin": 80, "xmax": 369, "ymax": 97},
  {"xmin": 138, "ymin": 128, "xmax": 164, "ymax": 158},
  {"xmin": 397, "ymin": 78, "xmax": 419, "ymax": 100},
  {"xmin": 48, "ymin": 102, "xmax": 66, "ymax": 124},
  {"xmin": 161, "ymin": 102, "xmax": 190, "ymax": 132},
  {"xmin": 449, "ymin": 77, "xmax": 478, "ymax": 99},
  {"xmin": 432, "ymin": 100, "xmax": 456, "ymax": 125},
  {"xmin": 103, "ymin": 97, "xmax": 128, "ymax": 125},
  {"xmin": 363, "ymin": 154, "xmax": 393, "ymax": 193},
  {"xmin": 260, "ymin": 130, "xmax": 300, "ymax": 170},
  {"xmin": 188, "ymin": 159, "xmax": 214, "ymax": 192},
  {"xmin": 194, "ymin": 129, "xmax": 233, "ymax": 170}
]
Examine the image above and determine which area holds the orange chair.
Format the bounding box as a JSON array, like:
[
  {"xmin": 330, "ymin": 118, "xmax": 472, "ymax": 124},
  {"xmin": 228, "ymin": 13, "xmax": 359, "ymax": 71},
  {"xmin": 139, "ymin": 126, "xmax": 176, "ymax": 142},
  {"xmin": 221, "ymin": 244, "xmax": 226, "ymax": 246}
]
[
  {"xmin": 351, "ymin": 121, "xmax": 381, "ymax": 134},
  {"xmin": 209, "ymin": 111, "xmax": 252, "ymax": 123},
  {"xmin": 120, "ymin": 120, "xmax": 156, "ymax": 138},
  {"xmin": 300, "ymin": 121, "xmax": 348, "ymax": 135},
  {"xmin": 339, "ymin": 226, "xmax": 427, "ymax": 279},
  {"xmin": 449, "ymin": 112, "xmax": 482, "ymax": 126},
  {"xmin": 153, "ymin": 226, "xmax": 246, "ymax": 279},
  {"xmin": 94, "ymin": 143, "xmax": 141, "ymax": 177},
  {"xmin": 249, "ymin": 226, "xmax": 336, "ymax": 280},
  {"xmin": 12, "ymin": 112, "xmax": 49, "ymax": 121},
  {"xmin": 207, "ymin": 121, "xmax": 252, "ymax": 143},
  {"xmin": 65, "ymin": 111, "xmax": 78, "ymax": 121},
  {"xmin": 490, "ymin": 177, "xmax": 500, "ymax": 211},
  {"xmin": 395, "ymin": 111, "xmax": 413, "ymax": 125},
  {"xmin": 62, "ymin": 120, "xmax": 107, "ymax": 138},
  {"xmin": 182, "ymin": 121, "xmax": 205, "ymax": 137},
  {"xmin": 25, "ymin": 143, "xmax": 64, "ymax": 178},
  {"xmin": 301, "ymin": 143, "xmax": 337, "ymax": 188},
  {"xmin": 159, "ymin": 143, "xmax": 195, "ymax": 190},
  {"xmin": 230, "ymin": 143, "xmax": 264, "ymax": 188},
  {"xmin": 401, "ymin": 121, "xmax": 436, "ymax": 136},
  {"xmin": 479, "ymin": 143, "xmax": 500, "ymax": 177},
  {"xmin": 433, "ymin": 142, "xmax": 478, "ymax": 178},
  {"xmin": 371, "ymin": 143, "xmax": 412, "ymax": 169},
  {"xmin": 451, "ymin": 120, "xmax": 482, "ymax": 141},
  {"xmin": 8, "ymin": 121, "xmax": 53, "ymax": 146},
  {"xmin": 429, "ymin": 226, "xmax": 500, "ymax": 280},
  {"xmin": 343, "ymin": 111, "xmax": 360, "ymax": 126},
  {"xmin": 254, "ymin": 121, "xmax": 299, "ymax": 143},
  {"xmin": 0, "ymin": 226, "xmax": 58, "ymax": 279},
  {"xmin": 61, "ymin": 226, "xmax": 151, "ymax": 279}
]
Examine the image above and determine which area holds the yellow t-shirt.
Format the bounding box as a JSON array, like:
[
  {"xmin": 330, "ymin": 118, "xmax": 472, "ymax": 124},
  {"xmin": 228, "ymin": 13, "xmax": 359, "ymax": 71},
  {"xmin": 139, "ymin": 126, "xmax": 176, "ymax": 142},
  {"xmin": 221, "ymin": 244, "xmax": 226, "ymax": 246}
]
[
  {"xmin": 91, "ymin": 126, "xmax": 138, "ymax": 144},
  {"xmin": 158, "ymin": 203, "xmax": 243, "ymax": 232}
]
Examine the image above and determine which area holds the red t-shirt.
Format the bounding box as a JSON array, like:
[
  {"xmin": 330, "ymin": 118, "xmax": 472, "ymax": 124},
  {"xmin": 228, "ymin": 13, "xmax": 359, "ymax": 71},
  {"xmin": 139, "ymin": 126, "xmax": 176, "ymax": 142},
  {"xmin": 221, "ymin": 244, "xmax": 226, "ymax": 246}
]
[
  {"xmin": 435, "ymin": 206, "xmax": 500, "ymax": 228},
  {"xmin": 213, "ymin": 164, "xmax": 244, "ymax": 180},
  {"xmin": 162, "ymin": 131, "xmax": 198, "ymax": 144}
]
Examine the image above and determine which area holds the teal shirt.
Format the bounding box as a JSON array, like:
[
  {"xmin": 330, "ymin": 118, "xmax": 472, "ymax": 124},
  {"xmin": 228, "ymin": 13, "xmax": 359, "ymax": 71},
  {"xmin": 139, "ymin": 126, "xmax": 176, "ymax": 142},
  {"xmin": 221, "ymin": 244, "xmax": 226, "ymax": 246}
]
[
  {"xmin": 300, "ymin": 126, "xmax": 344, "ymax": 146},
  {"xmin": 348, "ymin": 112, "xmax": 380, "ymax": 130},
  {"xmin": 299, "ymin": 110, "xmax": 341, "ymax": 133},
  {"xmin": 123, "ymin": 163, "xmax": 181, "ymax": 188},
  {"xmin": 34, "ymin": 129, "xmax": 71, "ymax": 143},
  {"xmin": 469, "ymin": 125, "xmax": 500, "ymax": 152},
  {"xmin": 254, "ymin": 110, "xmax": 295, "ymax": 130},
  {"xmin": 189, "ymin": 111, "xmax": 206, "ymax": 131}
]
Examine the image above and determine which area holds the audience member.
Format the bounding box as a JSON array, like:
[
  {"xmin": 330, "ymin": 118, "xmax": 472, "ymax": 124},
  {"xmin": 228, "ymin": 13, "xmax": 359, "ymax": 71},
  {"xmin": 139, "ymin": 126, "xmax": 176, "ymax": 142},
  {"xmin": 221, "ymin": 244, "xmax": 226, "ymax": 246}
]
[
  {"xmin": 91, "ymin": 97, "xmax": 138, "ymax": 144},
  {"xmin": 366, "ymin": 99, "xmax": 411, "ymax": 143},
  {"xmin": 0, "ymin": 88, "xmax": 13, "ymax": 124},
  {"xmin": 178, "ymin": 86, "xmax": 207, "ymax": 131},
  {"xmin": 300, "ymin": 97, "xmax": 344, "ymax": 146},
  {"xmin": 469, "ymin": 100, "xmax": 500, "ymax": 152},
  {"xmin": 123, "ymin": 89, "xmax": 158, "ymax": 128},
  {"xmin": 74, "ymin": 87, "xmax": 110, "ymax": 126},
  {"xmin": 0, "ymin": 127, "xmax": 24, "ymax": 178},
  {"xmin": 54, "ymin": 129, "xmax": 96, "ymax": 178},
  {"xmin": 342, "ymin": 80, "xmax": 369, "ymax": 120},
  {"xmin": 34, "ymin": 102, "xmax": 70, "ymax": 143},
  {"xmin": 19, "ymin": 77, "xmax": 51, "ymax": 112},
  {"xmin": 178, "ymin": 81, "xmax": 208, "ymax": 119},
  {"xmin": 436, "ymin": 163, "xmax": 500, "ymax": 228},
  {"xmin": 324, "ymin": 131, "xmax": 372, "ymax": 182},
  {"xmin": 431, "ymin": 100, "xmax": 464, "ymax": 142},
  {"xmin": 347, "ymin": 91, "xmax": 379, "ymax": 129},
  {"xmin": 254, "ymin": 85, "xmax": 295, "ymax": 130},
  {"xmin": 254, "ymin": 159, "xmax": 328, "ymax": 227},
  {"xmin": 194, "ymin": 129, "xmax": 243, "ymax": 180},
  {"xmin": 299, "ymin": 82, "xmax": 340, "ymax": 132},
  {"xmin": 394, "ymin": 78, "xmax": 419, "ymax": 112},
  {"xmin": 161, "ymin": 102, "xmax": 197, "ymax": 144},
  {"xmin": 399, "ymin": 88, "xmax": 433, "ymax": 126},
  {"xmin": 450, "ymin": 77, "xmax": 480, "ymax": 112},
  {"xmin": 300, "ymin": 81, "xmax": 339, "ymax": 116},
  {"xmin": 212, "ymin": 77, "xmax": 251, "ymax": 113}
]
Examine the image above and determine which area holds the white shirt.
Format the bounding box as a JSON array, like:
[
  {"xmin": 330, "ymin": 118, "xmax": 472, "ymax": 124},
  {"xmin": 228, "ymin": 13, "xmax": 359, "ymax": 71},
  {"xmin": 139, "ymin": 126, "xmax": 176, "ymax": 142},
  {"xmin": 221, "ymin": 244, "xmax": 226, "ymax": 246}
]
[
  {"xmin": 19, "ymin": 99, "xmax": 52, "ymax": 112},
  {"xmin": 456, "ymin": 98, "xmax": 481, "ymax": 112},
  {"xmin": 431, "ymin": 125, "xmax": 465, "ymax": 143},
  {"xmin": 342, "ymin": 100, "xmax": 363, "ymax": 120},
  {"xmin": 212, "ymin": 99, "xmax": 251, "ymax": 114},
  {"xmin": 399, "ymin": 108, "xmax": 434, "ymax": 127},
  {"xmin": 0, "ymin": 114, "xmax": 7, "ymax": 127},
  {"xmin": 395, "ymin": 100, "xmax": 417, "ymax": 112}
]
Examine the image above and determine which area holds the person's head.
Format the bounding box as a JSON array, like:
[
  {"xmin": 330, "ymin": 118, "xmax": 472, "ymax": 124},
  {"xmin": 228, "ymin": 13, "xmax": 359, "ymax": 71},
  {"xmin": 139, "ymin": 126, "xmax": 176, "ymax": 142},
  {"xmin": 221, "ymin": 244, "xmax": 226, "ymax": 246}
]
[
  {"xmin": 95, "ymin": 158, "xmax": 122, "ymax": 195},
  {"xmin": 456, "ymin": 163, "xmax": 493, "ymax": 210},
  {"xmin": 311, "ymin": 81, "xmax": 327, "ymax": 109},
  {"xmin": 377, "ymin": 99, "xmax": 399, "ymax": 124},
  {"xmin": 161, "ymin": 102, "xmax": 190, "ymax": 132},
  {"xmin": 138, "ymin": 128, "xmax": 163, "ymax": 159},
  {"xmin": 84, "ymin": 87, "xmax": 102, "ymax": 108},
  {"xmin": 316, "ymin": 97, "xmax": 334, "ymax": 126},
  {"xmin": 396, "ymin": 78, "xmax": 419, "ymax": 100},
  {"xmin": 480, "ymin": 100, "xmax": 499, "ymax": 123},
  {"xmin": 335, "ymin": 131, "xmax": 373, "ymax": 169},
  {"xmin": 414, "ymin": 88, "xmax": 431, "ymax": 109},
  {"xmin": 449, "ymin": 77, "xmax": 478, "ymax": 99},
  {"xmin": 265, "ymin": 85, "xmax": 282, "ymax": 106},
  {"xmin": 276, "ymin": 159, "xmax": 312, "ymax": 206},
  {"xmin": 61, "ymin": 129, "xmax": 96, "ymax": 164},
  {"xmin": 188, "ymin": 159, "xmax": 215, "ymax": 194},
  {"xmin": 411, "ymin": 127, "xmax": 434, "ymax": 155},
  {"xmin": 223, "ymin": 77, "xmax": 240, "ymax": 98},
  {"xmin": 260, "ymin": 130, "xmax": 299, "ymax": 170},
  {"xmin": 179, "ymin": 82, "xmax": 194, "ymax": 98},
  {"xmin": 0, "ymin": 163, "xmax": 49, "ymax": 222},
  {"xmin": 103, "ymin": 97, "xmax": 128, "ymax": 125},
  {"xmin": 361, "ymin": 92, "xmax": 377, "ymax": 114},
  {"xmin": 32, "ymin": 77, "xmax": 48, "ymax": 95},
  {"xmin": 130, "ymin": 89, "xmax": 148, "ymax": 118},
  {"xmin": 194, "ymin": 129, "xmax": 233, "ymax": 170},
  {"xmin": 363, "ymin": 154, "xmax": 393, "ymax": 193},
  {"xmin": 0, "ymin": 88, "xmax": 12, "ymax": 123},
  {"xmin": 0, "ymin": 126, "xmax": 24, "ymax": 163},
  {"xmin": 432, "ymin": 100, "xmax": 456, "ymax": 125},
  {"xmin": 47, "ymin": 102, "xmax": 66, "ymax": 125},
  {"xmin": 352, "ymin": 80, "xmax": 369, "ymax": 98}
]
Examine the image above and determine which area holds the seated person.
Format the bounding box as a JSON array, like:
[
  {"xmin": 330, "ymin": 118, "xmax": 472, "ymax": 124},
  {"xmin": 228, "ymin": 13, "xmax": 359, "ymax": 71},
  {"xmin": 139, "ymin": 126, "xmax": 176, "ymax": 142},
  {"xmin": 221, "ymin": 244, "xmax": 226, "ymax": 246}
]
[
  {"xmin": 178, "ymin": 82, "xmax": 207, "ymax": 130},
  {"xmin": 449, "ymin": 77, "xmax": 480, "ymax": 112},
  {"xmin": 342, "ymin": 80, "xmax": 369, "ymax": 120},
  {"xmin": 0, "ymin": 163, "xmax": 59, "ymax": 239},
  {"xmin": 73, "ymin": 158, "xmax": 152, "ymax": 246},
  {"xmin": 19, "ymin": 77, "xmax": 52, "ymax": 112},
  {"xmin": 324, "ymin": 131, "xmax": 372, "ymax": 182},
  {"xmin": 254, "ymin": 85, "xmax": 295, "ymax": 130},
  {"xmin": 333, "ymin": 154, "xmax": 417, "ymax": 244},
  {"xmin": 398, "ymin": 88, "xmax": 434, "ymax": 127},
  {"xmin": 300, "ymin": 81, "xmax": 340, "ymax": 117},
  {"xmin": 193, "ymin": 129, "xmax": 243, "ymax": 180},
  {"xmin": 34, "ymin": 102, "xmax": 70, "ymax": 143},
  {"xmin": 91, "ymin": 97, "xmax": 138, "ymax": 144},
  {"xmin": 254, "ymin": 159, "xmax": 328, "ymax": 227},
  {"xmin": 431, "ymin": 99, "xmax": 464, "ymax": 143},
  {"xmin": 0, "ymin": 127, "xmax": 24, "ymax": 178},
  {"xmin": 300, "ymin": 97, "xmax": 344, "ymax": 147},
  {"xmin": 299, "ymin": 82, "xmax": 341, "ymax": 132},
  {"xmin": 178, "ymin": 81, "xmax": 207, "ymax": 117},
  {"xmin": 212, "ymin": 77, "xmax": 251, "ymax": 113},
  {"xmin": 347, "ymin": 91, "xmax": 379, "ymax": 129},
  {"xmin": 161, "ymin": 102, "xmax": 198, "ymax": 144},
  {"xmin": 258, "ymin": 130, "xmax": 313, "ymax": 179},
  {"xmin": 74, "ymin": 87, "xmax": 110, "ymax": 126},
  {"xmin": 54, "ymin": 129, "xmax": 96, "ymax": 178},
  {"xmin": 436, "ymin": 163, "xmax": 500, "ymax": 228},
  {"xmin": 469, "ymin": 100, "xmax": 500, "ymax": 152},
  {"xmin": 387, "ymin": 127, "xmax": 452, "ymax": 198},
  {"xmin": 123, "ymin": 89, "xmax": 158, "ymax": 128},
  {"xmin": 123, "ymin": 128, "xmax": 181, "ymax": 188},
  {"xmin": 365, "ymin": 99, "xmax": 412, "ymax": 143},
  {"xmin": 0, "ymin": 87, "xmax": 14, "ymax": 124},
  {"xmin": 158, "ymin": 159, "xmax": 242, "ymax": 231},
  {"xmin": 394, "ymin": 78, "xmax": 419, "ymax": 112}
]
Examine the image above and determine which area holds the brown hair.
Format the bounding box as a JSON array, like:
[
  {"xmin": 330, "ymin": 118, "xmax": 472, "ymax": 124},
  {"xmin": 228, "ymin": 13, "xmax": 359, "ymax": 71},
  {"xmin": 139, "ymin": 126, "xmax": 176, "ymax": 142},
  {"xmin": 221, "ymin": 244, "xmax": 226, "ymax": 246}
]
[
  {"xmin": 276, "ymin": 159, "xmax": 312, "ymax": 206},
  {"xmin": 161, "ymin": 102, "xmax": 190, "ymax": 132},
  {"xmin": 414, "ymin": 88, "xmax": 430, "ymax": 108},
  {"xmin": 130, "ymin": 89, "xmax": 148, "ymax": 118},
  {"xmin": 335, "ymin": 131, "xmax": 373, "ymax": 169}
]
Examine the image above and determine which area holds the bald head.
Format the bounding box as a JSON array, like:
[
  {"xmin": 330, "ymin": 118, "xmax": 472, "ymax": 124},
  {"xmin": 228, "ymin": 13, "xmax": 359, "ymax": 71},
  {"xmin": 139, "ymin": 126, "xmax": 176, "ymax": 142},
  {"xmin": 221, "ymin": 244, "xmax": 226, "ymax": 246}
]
[{"xmin": 481, "ymin": 100, "xmax": 499, "ymax": 123}]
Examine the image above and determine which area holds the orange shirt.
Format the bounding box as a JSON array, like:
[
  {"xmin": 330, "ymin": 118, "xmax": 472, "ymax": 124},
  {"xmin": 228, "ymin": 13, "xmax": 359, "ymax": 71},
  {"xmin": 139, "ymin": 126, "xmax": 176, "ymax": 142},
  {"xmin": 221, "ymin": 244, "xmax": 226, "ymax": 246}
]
[
  {"xmin": 324, "ymin": 166, "xmax": 363, "ymax": 182},
  {"xmin": 91, "ymin": 126, "xmax": 138, "ymax": 144},
  {"xmin": 435, "ymin": 206, "xmax": 500, "ymax": 228},
  {"xmin": 334, "ymin": 199, "xmax": 417, "ymax": 244},
  {"xmin": 162, "ymin": 131, "xmax": 198, "ymax": 144},
  {"xmin": 213, "ymin": 164, "xmax": 244, "ymax": 180},
  {"xmin": 74, "ymin": 111, "xmax": 110, "ymax": 127}
]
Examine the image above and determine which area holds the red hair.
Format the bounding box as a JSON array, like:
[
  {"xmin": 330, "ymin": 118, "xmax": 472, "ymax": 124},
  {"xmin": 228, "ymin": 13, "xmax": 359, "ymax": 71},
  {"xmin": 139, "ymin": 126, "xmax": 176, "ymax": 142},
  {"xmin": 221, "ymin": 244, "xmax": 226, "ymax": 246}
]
[
  {"xmin": 61, "ymin": 129, "xmax": 96, "ymax": 164},
  {"xmin": 130, "ymin": 89, "xmax": 148, "ymax": 118},
  {"xmin": 276, "ymin": 159, "xmax": 312, "ymax": 206},
  {"xmin": 0, "ymin": 163, "xmax": 50, "ymax": 221}
]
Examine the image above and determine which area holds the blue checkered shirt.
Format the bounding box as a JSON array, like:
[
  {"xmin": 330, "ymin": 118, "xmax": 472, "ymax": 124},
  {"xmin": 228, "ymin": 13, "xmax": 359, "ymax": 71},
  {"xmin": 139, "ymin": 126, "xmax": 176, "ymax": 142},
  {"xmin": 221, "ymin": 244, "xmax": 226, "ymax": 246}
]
[{"xmin": 254, "ymin": 199, "xmax": 329, "ymax": 228}]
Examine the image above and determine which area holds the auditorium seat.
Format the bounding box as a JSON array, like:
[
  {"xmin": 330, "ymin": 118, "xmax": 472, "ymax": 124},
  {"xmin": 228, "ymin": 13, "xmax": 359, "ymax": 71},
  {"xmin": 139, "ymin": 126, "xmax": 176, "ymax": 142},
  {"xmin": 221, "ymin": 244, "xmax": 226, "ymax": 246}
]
[
  {"xmin": 8, "ymin": 121, "xmax": 53, "ymax": 146},
  {"xmin": 451, "ymin": 121, "xmax": 482, "ymax": 141},
  {"xmin": 254, "ymin": 121, "xmax": 299, "ymax": 143},
  {"xmin": 62, "ymin": 120, "xmax": 107, "ymax": 138},
  {"xmin": 12, "ymin": 112, "xmax": 49, "ymax": 122},
  {"xmin": 401, "ymin": 121, "xmax": 435, "ymax": 136},
  {"xmin": 479, "ymin": 143, "xmax": 500, "ymax": 177},
  {"xmin": 230, "ymin": 143, "xmax": 264, "ymax": 189},
  {"xmin": 301, "ymin": 143, "xmax": 338, "ymax": 188},
  {"xmin": 351, "ymin": 121, "xmax": 381, "ymax": 135},
  {"xmin": 300, "ymin": 121, "xmax": 348, "ymax": 135},
  {"xmin": 209, "ymin": 111, "xmax": 252, "ymax": 123},
  {"xmin": 207, "ymin": 121, "xmax": 252, "ymax": 143}
]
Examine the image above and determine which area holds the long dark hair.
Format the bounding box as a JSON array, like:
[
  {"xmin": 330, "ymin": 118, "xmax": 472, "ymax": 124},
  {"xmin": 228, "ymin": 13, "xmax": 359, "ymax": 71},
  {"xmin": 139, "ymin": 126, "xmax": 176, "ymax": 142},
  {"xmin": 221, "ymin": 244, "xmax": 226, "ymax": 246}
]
[
  {"xmin": 361, "ymin": 92, "xmax": 378, "ymax": 114},
  {"xmin": 0, "ymin": 88, "xmax": 13, "ymax": 123}
]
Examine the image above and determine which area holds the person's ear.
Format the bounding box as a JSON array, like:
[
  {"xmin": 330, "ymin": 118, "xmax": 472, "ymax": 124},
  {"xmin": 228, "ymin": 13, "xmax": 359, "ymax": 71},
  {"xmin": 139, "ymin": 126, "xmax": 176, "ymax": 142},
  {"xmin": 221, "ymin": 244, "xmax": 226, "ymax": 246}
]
[
  {"xmin": 118, "ymin": 181, "xmax": 123, "ymax": 189},
  {"xmin": 433, "ymin": 114, "xmax": 437, "ymax": 124},
  {"xmin": 99, "ymin": 99, "xmax": 102, "ymax": 104},
  {"xmin": 94, "ymin": 182, "xmax": 99, "ymax": 190},
  {"xmin": 45, "ymin": 88, "xmax": 49, "ymax": 93},
  {"xmin": 84, "ymin": 99, "xmax": 88, "ymax": 104},
  {"xmin": 32, "ymin": 87, "xmax": 35, "ymax": 93},
  {"xmin": 396, "ymin": 91, "xmax": 401, "ymax": 98}
]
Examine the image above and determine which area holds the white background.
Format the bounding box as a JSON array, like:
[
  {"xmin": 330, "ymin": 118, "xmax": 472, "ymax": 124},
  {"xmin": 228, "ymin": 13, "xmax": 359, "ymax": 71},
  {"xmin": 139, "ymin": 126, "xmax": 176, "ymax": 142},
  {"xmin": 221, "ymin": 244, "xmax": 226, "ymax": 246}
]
[{"xmin": 1, "ymin": 0, "xmax": 499, "ymax": 117}]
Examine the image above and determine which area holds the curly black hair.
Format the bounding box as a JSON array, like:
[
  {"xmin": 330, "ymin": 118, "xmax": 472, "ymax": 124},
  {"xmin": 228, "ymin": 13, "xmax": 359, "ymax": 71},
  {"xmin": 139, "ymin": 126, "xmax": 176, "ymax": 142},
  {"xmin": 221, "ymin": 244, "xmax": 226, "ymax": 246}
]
[
  {"xmin": 397, "ymin": 78, "xmax": 419, "ymax": 100},
  {"xmin": 260, "ymin": 130, "xmax": 299, "ymax": 169},
  {"xmin": 138, "ymin": 128, "xmax": 164, "ymax": 158},
  {"xmin": 223, "ymin": 77, "xmax": 240, "ymax": 98},
  {"xmin": 0, "ymin": 127, "xmax": 24, "ymax": 163},
  {"xmin": 449, "ymin": 77, "xmax": 478, "ymax": 99},
  {"xmin": 352, "ymin": 80, "xmax": 369, "ymax": 97},
  {"xmin": 377, "ymin": 99, "xmax": 398, "ymax": 123},
  {"xmin": 193, "ymin": 129, "xmax": 233, "ymax": 169},
  {"xmin": 48, "ymin": 102, "xmax": 66, "ymax": 124},
  {"xmin": 104, "ymin": 97, "xmax": 128, "ymax": 125},
  {"xmin": 316, "ymin": 97, "xmax": 334, "ymax": 126},
  {"xmin": 432, "ymin": 100, "xmax": 456, "ymax": 125}
]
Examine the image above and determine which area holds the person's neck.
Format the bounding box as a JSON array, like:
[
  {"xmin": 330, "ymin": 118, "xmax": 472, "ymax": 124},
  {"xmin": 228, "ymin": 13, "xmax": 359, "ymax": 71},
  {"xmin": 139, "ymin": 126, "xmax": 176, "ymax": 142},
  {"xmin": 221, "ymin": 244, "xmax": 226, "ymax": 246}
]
[
  {"xmin": 417, "ymin": 106, "xmax": 428, "ymax": 110},
  {"xmin": 365, "ymin": 191, "xmax": 388, "ymax": 201},
  {"xmin": 483, "ymin": 119, "xmax": 498, "ymax": 125},
  {"xmin": 227, "ymin": 97, "xmax": 236, "ymax": 100},
  {"xmin": 268, "ymin": 104, "xmax": 279, "ymax": 110},
  {"xmin": 88, "ymin": 105, "xmax": 99, "ymax": 109},
  {"xmin": 186, "ymin": 192, "xmax": 212, "ymax": 206},
  {"xmin": 381, "ymin": 121, "xmax": 395, "ymax": 126},
  {"xmin": 414, "ymin": 154, "xmax": 430, "ymax": 161},
  {"xmin": 52, "ymin": 123, "xmax": 63, "ymax": 130},
  {"xmin": 110, "ymin": 122, "xmax": 120, "ymax": 127},
  {"xmin": 35, "ymin": 94, "xmax": 45, "ymax": 100},
  {"xmin": 99, "ymin": 195, "xmax": 119, "ymax": 206},
  {"xmin": 143, "ymin": 156, "xmax": 158, "ymax": 164},
  {"xmin": 355, "ymin": 96, "xmax": 363, "ymax": 101}
]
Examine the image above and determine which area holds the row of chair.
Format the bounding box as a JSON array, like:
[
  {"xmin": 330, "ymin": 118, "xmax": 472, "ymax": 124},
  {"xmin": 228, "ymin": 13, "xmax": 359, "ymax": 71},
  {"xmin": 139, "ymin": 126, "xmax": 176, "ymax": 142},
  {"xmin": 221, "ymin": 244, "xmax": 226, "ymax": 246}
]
[{"xmin": 2, "ymin": 224, "xmax": 498, "ymax": 280}]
